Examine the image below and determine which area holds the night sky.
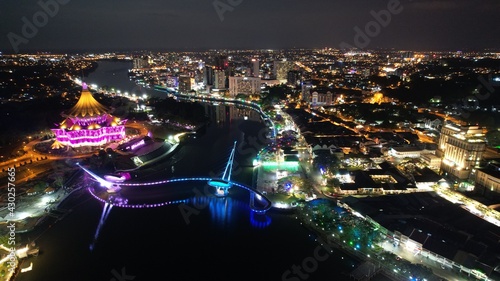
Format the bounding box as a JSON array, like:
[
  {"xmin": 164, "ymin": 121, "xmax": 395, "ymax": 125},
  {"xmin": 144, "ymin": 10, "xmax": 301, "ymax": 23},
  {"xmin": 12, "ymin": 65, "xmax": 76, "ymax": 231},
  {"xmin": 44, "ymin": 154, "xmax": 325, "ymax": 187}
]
[{"xmin": 1, "ymin": 0, "xmax": 499, "ymax": 53}]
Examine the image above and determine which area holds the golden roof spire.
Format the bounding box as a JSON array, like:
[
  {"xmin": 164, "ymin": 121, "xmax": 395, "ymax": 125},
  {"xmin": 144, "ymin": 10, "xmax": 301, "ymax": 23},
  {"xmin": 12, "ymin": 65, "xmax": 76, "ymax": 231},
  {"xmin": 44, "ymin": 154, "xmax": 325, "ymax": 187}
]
[{"xmin": 67, "ymin": 83, "xmax": 108, "ymax": 117}]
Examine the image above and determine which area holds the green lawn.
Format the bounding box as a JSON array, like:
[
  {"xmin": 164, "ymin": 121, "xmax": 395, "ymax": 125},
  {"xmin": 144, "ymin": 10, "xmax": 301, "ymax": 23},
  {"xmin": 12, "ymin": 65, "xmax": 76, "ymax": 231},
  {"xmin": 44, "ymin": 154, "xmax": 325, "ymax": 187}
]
[{"xmin": 266, "ymin": 193, "xmax": 302, "ymax": 204}]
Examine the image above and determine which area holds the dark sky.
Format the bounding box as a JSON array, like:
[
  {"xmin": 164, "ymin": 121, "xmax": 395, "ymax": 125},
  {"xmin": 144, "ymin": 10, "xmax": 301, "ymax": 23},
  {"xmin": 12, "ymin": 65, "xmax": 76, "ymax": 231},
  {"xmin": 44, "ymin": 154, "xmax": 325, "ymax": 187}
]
[{"xmin": 1, "ymin": 0, "xmax": 499, "ymax": 53}]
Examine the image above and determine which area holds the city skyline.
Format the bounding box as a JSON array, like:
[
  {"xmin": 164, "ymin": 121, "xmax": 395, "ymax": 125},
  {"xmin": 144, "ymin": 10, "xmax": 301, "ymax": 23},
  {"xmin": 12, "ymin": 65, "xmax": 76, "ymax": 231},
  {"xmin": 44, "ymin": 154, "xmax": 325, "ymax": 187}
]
[
  {"xmin": 1, "ymin": 0, "xmax": 500, "ymax": 53},
  {"xmin": 1, "ymin": 2, "xmax": 500, "ymax": 278}
]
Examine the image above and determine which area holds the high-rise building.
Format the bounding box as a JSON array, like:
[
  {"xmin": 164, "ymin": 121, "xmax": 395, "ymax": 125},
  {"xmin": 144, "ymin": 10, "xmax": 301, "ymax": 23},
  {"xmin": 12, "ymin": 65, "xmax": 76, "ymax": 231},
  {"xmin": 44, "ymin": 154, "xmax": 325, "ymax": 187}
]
[
  {"xmin": 51, "ymin": 83, "xmax": 126, "ymax": 148},
  {"xmin": 214, "ymin": 55, "xmax": 229, "ymax": 70},
  {"xmin": 214, "ymin": 70, "xmax": 226, "ymax": 90},
  {"xmin": 273, "ymin": 60, "xmax": 295, "ymax": 83},
  {"xmin": 301, "ymin": 81, "xmax": 314, "ymax": 102},
  {"xmin": 228, "ymin": 76, "xmax": 261, "ymax": 98},
  {"xmin": 179, "ymin": 75, "xmax": 195, "ymax": 94},
  {"xmin": 203, "ymin": 66, "xmax": 214, "ymax": 86},
  {"xmin": 133, "ymin": 56, "xmax": 149, "ymax": 69},
  {"xmin": 438, "ymin": 123, "xmax": 486, "ymax": 180},
  {"xmin": 287, "ymin": 70, "xmax": 301, "ymax": 86},
  {"xmin": 251, "ymin": 58, "xmax": 260, "ymax": 77},
  {"xmin": 166, "ymin": 76, "xmax": 179, "ymax": 89}
]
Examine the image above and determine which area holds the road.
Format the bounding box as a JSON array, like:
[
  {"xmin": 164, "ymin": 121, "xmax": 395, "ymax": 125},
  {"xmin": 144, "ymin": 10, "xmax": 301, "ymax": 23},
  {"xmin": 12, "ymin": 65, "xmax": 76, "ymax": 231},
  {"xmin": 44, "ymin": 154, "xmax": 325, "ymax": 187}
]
[
  {"xmin": 0, "ymin": 141, "xmax": 89, "ymax": 191},
  {"xmin": 379, "ymin": 239, "xmax": 484, "ymax": 281},
  {"xmin": 0, "ymin": 122, "xmax": 151, "ymax": 190},
  {"xmin": 422, "ymin": 109, "xmax": 466, "ymax": 126},
  {"xmin": 434, "ymin": 185, "xmax": 500, "ymax": 227},
  {"xmin": 270, "ymin": 107, "xmax": 494, "ymax": 281}
]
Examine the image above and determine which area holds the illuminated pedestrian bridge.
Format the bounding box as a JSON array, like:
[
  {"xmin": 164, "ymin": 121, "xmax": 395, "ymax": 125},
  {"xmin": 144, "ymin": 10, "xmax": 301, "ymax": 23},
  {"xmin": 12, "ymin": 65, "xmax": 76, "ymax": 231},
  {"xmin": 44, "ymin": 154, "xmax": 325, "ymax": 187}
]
[{"xmin": 78, "ymin": 141, "xmax": 272, "ymax": 213}]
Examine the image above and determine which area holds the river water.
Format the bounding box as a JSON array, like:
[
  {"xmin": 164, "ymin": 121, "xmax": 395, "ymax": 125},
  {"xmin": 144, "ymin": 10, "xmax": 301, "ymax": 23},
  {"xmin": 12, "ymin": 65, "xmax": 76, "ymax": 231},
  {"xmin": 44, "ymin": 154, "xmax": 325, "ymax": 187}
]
[{"xmin": 15, "ymin": 60, "xmax": 359, "ymax": 281}]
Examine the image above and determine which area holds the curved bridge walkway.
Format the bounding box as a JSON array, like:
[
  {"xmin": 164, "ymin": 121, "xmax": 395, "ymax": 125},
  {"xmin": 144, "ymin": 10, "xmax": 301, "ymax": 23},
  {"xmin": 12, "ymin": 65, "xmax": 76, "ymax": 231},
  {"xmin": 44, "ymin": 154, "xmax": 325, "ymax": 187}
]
[{"xmin": 79, "ymin": 141, "xmax": 272, "ymax": 213}]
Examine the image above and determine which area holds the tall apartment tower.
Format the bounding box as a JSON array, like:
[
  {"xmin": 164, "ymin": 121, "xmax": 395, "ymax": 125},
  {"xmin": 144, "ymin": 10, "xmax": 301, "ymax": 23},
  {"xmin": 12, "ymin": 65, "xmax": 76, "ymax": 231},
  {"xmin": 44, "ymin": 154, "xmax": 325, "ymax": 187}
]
[
  {"xmin": 251, "ymin": 58, "xmax": 260, "ymax": 77},
  {"xmin": 228, "ymin": 76, "xmax": 261, "ymax": 98},
  {"xmin": 204, "ymin": 66, "xmax": 214, "ymax": 86},
  {"xmin": 214, "ymin": 70, "xmax": 226, "ymax": 89},
  {"xmin": 438, "ymin": 123, "xmax": 486, "ymax": 180}
]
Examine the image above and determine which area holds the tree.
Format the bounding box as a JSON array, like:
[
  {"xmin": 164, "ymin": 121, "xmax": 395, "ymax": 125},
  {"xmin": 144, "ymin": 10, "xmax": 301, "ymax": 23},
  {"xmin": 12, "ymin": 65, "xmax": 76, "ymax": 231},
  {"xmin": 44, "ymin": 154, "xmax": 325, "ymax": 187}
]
[
  {"xmin": 261, "ymin": 84, "xmax": 289, "ymax": 106},
  {"xmin": 0, "ymin": 235, "xmax": 9, "ymax": 247},
  {"xmin": 235, "ymin": 93, "xmax": 249, "ymax": 101},
  {"xmin": 53, "ymin": 175, "xmax": 64, "ymax": 188},
  {"xmin": 33, "ymin": 181, "xmax": 47, "ymax": 193},
  {"xmin": 277, "ymin": 176, "xmax": 315, "ymax": 196},
  {"xmin": 486, "ymin": 130, "xmax": 500, "ymax": 147}
]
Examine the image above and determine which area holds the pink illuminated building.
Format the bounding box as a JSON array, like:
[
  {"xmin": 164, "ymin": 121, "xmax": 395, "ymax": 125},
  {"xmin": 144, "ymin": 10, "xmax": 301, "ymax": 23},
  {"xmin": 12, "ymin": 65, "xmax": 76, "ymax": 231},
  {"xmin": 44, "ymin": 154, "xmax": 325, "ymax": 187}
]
[{"xmin": 51, "ymin": 83, "xmax": 127, "ymax": 148}]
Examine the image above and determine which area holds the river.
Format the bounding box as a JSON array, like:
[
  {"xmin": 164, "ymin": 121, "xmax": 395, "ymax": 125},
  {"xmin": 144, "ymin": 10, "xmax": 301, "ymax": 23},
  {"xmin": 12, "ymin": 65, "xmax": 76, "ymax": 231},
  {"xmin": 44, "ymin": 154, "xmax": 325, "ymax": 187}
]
[
  {"xmin": 83, "ymin": 60, "xmax": 164, "ymax": 99},
  {"xmin": 15, "ymin": 60, "xmax": 359, "ymax": 281}
]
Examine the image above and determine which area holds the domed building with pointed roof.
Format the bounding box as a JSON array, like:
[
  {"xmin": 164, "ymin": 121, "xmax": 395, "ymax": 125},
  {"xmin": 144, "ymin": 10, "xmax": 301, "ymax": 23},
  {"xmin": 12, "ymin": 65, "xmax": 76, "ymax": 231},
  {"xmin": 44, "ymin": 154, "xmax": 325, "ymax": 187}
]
[{"xmin": 51, "ymin": 83, "xmax": 127, "ymax": 148}]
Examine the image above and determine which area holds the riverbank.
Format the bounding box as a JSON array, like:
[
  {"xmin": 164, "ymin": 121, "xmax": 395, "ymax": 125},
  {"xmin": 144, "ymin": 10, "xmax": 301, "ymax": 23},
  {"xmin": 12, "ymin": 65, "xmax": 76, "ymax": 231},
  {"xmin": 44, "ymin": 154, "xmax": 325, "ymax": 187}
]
[
  {"xmin": 295, "ymin": 199, "xmax": 445, "ymax": 281},
  {"xmin": 11, "ymin": 60, "xmax": 361, "ymax": 281}
]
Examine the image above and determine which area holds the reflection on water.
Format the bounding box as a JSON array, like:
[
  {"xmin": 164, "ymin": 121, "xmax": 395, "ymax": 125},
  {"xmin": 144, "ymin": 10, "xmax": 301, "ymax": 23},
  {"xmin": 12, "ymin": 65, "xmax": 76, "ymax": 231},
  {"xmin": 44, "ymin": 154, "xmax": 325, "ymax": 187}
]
[
  {"xmin": 15, "ymin": 61, "xmax": 358, "ymax": 281},
  {"xmin": 189, "ymin": 194, "xmax": 272, "ymax": 228},
  {"xmin": 91, "ymin": 193, "xmax": 272, "ymax": 236},
  {"xmin": 250, "ymin": 212, "xmax": 272, "ymax": 228},
  {"xmin": 90, "ymin": 202, "xmax": 112, "ymax": 251},
  {"xmin": 89, "ymin": 188, "xmax": 272, "ymax": 252}
]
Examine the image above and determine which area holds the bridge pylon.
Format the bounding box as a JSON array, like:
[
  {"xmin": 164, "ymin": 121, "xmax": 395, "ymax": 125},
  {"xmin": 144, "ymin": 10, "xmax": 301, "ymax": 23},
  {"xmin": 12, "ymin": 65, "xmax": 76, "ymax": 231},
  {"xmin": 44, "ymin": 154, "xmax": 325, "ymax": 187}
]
[{"xmin": 208, "ymin": 141, "xmax": 237, "ymax": 196}]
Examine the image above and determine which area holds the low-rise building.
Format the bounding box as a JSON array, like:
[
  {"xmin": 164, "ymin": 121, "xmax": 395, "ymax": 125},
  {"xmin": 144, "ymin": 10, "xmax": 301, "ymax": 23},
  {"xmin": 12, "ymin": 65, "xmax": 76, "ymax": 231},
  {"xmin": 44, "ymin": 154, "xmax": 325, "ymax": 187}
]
[
  {"xmin": 421, "ymin": 153, "xmax": 442, "ymax": 170},
  {"xmin": 389, "ymin": 146, "xmax": 435, "ymax": 159},
  {"xmin": 340, "ymin": 192, "xmax": 500, "ymax": 280},
  {"xmin": 475, "ymin": 165, "xmax": 500, "ymax": 200},
  {"xmin": 336, "ymin": 162, "xmax": 416, "ymax": 195}
]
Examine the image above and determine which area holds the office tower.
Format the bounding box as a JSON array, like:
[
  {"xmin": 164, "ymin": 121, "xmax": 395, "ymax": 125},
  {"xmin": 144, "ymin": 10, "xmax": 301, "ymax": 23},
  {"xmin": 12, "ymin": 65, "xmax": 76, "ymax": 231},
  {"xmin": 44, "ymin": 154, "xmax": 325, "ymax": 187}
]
[
  {"xmin": 439, "ymin": 123, "xmax": 486, "ymax": 180},
  {"xmin": 251, "ymin": 58, "xmax": 259, "ymax": 77}
]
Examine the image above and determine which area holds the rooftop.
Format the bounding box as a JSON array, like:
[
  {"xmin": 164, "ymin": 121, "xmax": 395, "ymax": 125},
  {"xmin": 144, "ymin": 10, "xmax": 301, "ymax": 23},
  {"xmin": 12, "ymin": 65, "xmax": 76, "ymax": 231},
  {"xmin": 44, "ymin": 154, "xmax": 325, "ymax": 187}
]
[
  {"xmin": 341, "ymin": 192, "xmax": 500, "ymax": 276},
  {"xmin": 65, "ymin": 83, "xmax": 109, "ymax": 118}
]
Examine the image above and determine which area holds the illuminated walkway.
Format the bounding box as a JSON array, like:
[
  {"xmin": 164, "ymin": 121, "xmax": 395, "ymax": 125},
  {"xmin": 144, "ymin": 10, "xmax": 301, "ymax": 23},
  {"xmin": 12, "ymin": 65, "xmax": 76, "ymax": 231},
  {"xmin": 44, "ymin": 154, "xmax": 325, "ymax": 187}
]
[
  {"xmin": 87, "ymin": 176, "xmax": 272, "ymax": 213},
  {"xmin": 79, "ymin": 141, "xmax": 272, "ymax": 213}
]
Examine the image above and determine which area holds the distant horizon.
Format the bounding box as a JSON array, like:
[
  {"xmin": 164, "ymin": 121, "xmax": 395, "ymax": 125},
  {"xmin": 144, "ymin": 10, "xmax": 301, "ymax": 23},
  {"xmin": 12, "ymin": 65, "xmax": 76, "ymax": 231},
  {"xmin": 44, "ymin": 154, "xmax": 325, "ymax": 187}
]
[
  {"xmin": 2, "ymin": 0, "xmax": 499, "ymax": 56},
  {"xmin": 2, "ymin": 46, "xmax": 500, "ymax": 55}
]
